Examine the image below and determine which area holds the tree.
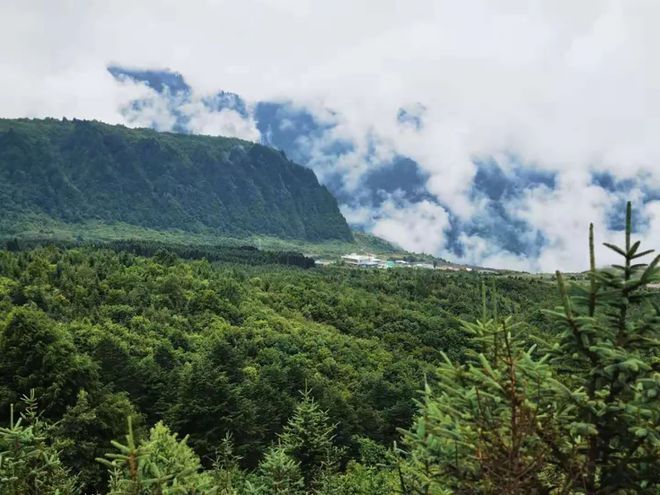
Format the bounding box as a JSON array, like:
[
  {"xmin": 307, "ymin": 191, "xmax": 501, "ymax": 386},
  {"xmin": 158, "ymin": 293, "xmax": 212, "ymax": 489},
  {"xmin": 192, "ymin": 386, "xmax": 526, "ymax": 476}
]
[
  {"xmin": 210, "ymin": 433, "xmax": 252, "ymax": 495},
  {"xmin": 0, "ymin": 307, "xmax": 97, "ymax": 418},
  {"xmin": 401, "ymin": 202, "xmax": 659, "ymax": 494},
  {"xmin": 317, "ymin": 438, "xmax": 398, "ymax": 495},
  {"xmin": 0, "ymin": 391, "xmax": 78, "ymax": 495},
  {"xmin": 54, "ymin": 389, "xmax": 142, "ymax": 493},
  {"xmin": 5, "ymin": 238, "xmax": 20, "ymax": 252},
  {"xmin": 99, "ymin": 418, "xmax": 216, "ymax": 494},
  {"xmin": 399, "ymin": 315, "xmax": 553, "ymax": 493},
  {"xmin": 316, "ymin": 460, "xmax": 398, "ymax": 495},
  {"xmin": 280, "ymin": 389, "xmax": 342, "ymax": 488},
  {"xmin": 540, "ymin": 204, "xmax": 660, "ymax": 492},
  {"xmin": 256, "ymin": 446, "xmax": 304, "ymax": 494}
]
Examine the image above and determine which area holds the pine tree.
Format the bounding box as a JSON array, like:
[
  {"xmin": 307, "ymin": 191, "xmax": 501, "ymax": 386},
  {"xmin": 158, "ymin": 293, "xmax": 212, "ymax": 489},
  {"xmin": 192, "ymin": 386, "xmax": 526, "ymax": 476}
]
[
  {"xmin": 400, "ymin": 202, "xmax": 659, "ymax": 494},
  {"xmin": 99, "ymin": 417, "xmax": 217, "ymax": 494},
  {"xmin": 54, "ymin": 389, "xmax": 142, "ymax": 493},
  {"xmin": 399, "ymin": 314, "xmax": 553, "ymax": 493},
  {"xmin": 280, "ymin": 388, "xmax": 342, "ymax": 488},
  {"xmin": 257, "ymin": 446, "xmax": 304, "ymax": 494},
  {"xmin": 0, "ymin": 306, "xmax": 97, "ymax": 419},
  {"xmin": 0, "ymin": 390, "xmax": 78, "ymax": 495},
  {"xmin": 5, "ymin": 238, "xmax": 19, "ymax": 252},
  {"xmin": 211, "ymin": 433, "xmax": 251, "ymax": 495},
  {"xmin": 317, "ymin": 437, "xmax": 398, "ymax": 495},
  {"xmin": 541, "ymin": 202, "xmax": 660, "ymax": 492}
]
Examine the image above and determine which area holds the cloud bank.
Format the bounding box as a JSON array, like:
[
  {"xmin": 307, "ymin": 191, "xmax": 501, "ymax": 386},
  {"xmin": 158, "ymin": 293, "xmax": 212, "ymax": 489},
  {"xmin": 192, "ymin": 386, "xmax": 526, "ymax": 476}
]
[{"xmin": 1, "ymin": 0, "xmax": 659, "ymax": 271}]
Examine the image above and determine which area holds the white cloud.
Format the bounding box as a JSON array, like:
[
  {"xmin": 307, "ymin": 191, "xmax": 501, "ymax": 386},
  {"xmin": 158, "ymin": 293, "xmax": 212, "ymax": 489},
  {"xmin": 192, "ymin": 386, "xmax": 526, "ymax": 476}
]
[
  {"xmin": 512, "ymin": 172, "xmax": 615, "ymax": 272},
  {"xmin": 454, "ymin": 233, "xmax": 535, "ymax": 272},
  {"xmin": 341, "ymin": 204, "xmax": 378, "ymax": 227},
  {"xmin": 371, "ymin": 199, "xmax": 451, "ymax": 255},
  {"xmin": 181, "ymin": 104, "xmax": 260, "ymax": 141},
  {"xmin": 120, "ymin": 91, "xmax": 180, "ymax": 132}
]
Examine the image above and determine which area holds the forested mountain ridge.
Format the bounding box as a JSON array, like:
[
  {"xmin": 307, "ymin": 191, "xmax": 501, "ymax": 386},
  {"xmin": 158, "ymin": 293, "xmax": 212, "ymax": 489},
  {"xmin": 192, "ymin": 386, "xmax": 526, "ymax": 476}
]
[{"xmin": 0, "ymin": 118, "xmax": 353, "ymax": 242}]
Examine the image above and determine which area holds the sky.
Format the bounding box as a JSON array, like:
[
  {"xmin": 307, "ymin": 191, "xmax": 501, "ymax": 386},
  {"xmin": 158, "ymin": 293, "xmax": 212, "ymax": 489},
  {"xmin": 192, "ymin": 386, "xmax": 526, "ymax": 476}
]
[{"xmin": 1, "ymin": 0, "xmax": 659, "ymax": 271}]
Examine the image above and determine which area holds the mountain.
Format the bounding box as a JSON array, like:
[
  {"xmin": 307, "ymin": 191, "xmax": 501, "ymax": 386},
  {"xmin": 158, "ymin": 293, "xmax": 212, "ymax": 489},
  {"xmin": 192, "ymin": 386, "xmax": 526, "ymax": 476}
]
[
  {"xmin": 0, "ymin": 118, "xmax": 353, "ymax": 242},
  {"xmin": 106, "ymin": 67, "xmax": 575, "ymax": 261},
  {"xmin": 108, "ymin": 67, "xmax": 432, "ymax": 211}
]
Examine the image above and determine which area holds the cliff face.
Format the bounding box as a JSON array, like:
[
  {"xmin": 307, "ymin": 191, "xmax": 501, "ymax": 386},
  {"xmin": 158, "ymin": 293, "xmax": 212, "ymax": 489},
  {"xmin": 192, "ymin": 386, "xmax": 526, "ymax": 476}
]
[{"xmin": 0, "ymin": 118, "xmax": 353, "ymax": 242}]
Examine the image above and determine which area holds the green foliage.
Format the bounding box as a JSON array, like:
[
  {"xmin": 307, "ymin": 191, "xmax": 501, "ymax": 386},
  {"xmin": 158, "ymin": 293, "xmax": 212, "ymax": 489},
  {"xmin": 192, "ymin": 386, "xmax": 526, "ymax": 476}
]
[
  {"xmin": 0, "ymin": 306, "xmax": 97, "ymax": 418},
  {"xmin": 318, "ymin": 438, "xmax": 398, "ymax": 495},
  {"xmin": 100, "ymin": 417, "xmax": 216, "ymax": 494},
  {"xmin": 255, "ymin": 447, "xmax": 304, "ymax": 494},
  {"xmin": 280, "ymin": 389, "xmax": 342, "ymax": 488},
  {"xmin": 540, "ymin": 205, "xmax": 660, "ymax": 492},
  {"xmin": 209, "ymin": 434, "xmax": 253, "ymax": 494},
  {"xmin": 355, "ymin": 436, "xmax": 389, "ymax": 466},
  {"xmin": 316, "ymin": 461, "xmax": 398, "ymax": 495},
  {"xmin": 11, "ymin": 238, "xmax": 316, "ymax": 269},
  {"xmin": 54, "ymin": 389, "xmax": 142, "ymax": 493},
  {"xmin": 0, "ymin": 391, "xmax": 78, "ymax": 494},
  {"xmin": 400, "ymin": 317, "xmax": 554, "ymax": 493},
  {"xmin": 0, "ymin": 117, "xmax": 353, "ymax": 242},
  {"xmin": 401, "ymin": 202, "xmax": 660, "ymax": 494},
  {"xmin": 2, "ymin": 206, "xmax": 652, "ymax": 493},
  {"xmin": 0, "ymin": 241, "xmax": 556, "ymax": 479}
]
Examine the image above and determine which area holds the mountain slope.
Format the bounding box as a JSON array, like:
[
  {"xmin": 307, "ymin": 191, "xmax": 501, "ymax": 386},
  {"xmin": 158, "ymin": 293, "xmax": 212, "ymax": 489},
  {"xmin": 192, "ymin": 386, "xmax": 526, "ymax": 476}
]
[{"xmin": 0, "ymin": 118, "xmax": 353, "ymax": 242}]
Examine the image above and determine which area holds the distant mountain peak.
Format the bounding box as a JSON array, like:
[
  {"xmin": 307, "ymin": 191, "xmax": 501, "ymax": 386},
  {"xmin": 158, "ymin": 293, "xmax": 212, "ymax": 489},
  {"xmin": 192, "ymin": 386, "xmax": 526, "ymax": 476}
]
[{"xmin": 108, "ymin": 66, "xmax": 191, "ymax": 95}]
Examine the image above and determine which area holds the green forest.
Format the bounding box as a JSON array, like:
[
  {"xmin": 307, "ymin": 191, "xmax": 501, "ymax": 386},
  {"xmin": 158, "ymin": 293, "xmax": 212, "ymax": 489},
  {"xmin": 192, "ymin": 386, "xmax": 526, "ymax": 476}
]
[
  {"xmin": 0, "ymin": 204, "xmax": 658, "ymax": 494},
  {"xmin": 0, "ymin": 118, "xmax": 352, "ymax": 242}
]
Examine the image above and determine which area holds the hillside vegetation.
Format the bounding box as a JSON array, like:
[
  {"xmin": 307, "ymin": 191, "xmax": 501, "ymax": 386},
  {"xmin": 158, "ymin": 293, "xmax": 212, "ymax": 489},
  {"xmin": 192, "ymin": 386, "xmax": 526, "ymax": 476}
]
[
  {"xmin": 0, "ymin": 118, "xmax": 353, "ymax": 242},
  {"xmin": 0, "ymin": 158, "xmax": 657, "ymax": 495},
  {"xmin": 0, "ymin": 240, "xmax": 556, "ymax": 493}
]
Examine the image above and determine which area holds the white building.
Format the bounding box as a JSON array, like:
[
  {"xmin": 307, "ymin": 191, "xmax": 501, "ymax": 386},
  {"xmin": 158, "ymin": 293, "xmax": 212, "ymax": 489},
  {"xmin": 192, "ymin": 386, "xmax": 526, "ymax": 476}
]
[{"xmin": 341, "ymin": 253, "xmax": 382, "ymax": 267}]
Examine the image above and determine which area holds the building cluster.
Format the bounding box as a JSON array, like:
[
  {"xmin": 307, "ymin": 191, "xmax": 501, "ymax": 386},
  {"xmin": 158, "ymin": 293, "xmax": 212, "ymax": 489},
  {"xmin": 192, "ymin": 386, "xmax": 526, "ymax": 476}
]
[
  {"xmin": 340, "ymin": 253, "xmax": 386, "ymax": 268},
  {"xmin": 338, "ymin": 253, "xmax": 472, "ymax": 271}
]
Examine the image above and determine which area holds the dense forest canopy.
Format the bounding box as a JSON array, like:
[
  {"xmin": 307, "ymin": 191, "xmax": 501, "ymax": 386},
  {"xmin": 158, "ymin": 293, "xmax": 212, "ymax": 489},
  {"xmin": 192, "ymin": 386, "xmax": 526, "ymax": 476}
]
[
  {"xmin": 0, "ymin": 239, "xmax": 559, "ymax": 492},
  {"xmin": 0, "ymin": 191, "xmax": 658, "ymax": 495},
  {"xmin": 0, "ymin": 118, "xmax": 353, "ymax": 242}
]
